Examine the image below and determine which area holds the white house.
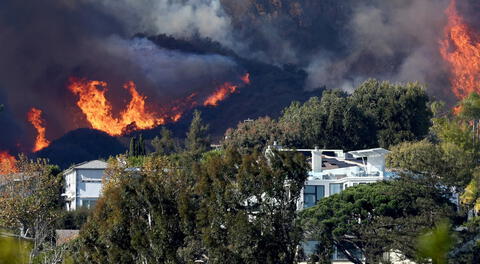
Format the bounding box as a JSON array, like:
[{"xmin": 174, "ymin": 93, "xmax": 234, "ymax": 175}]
[
  {"xmin": 62, "ymin": 160, "xmax": 107, "ymax": 211},
  {"xmin": 297, "ymin": 147, "xmax": 389, "ymax": 209},
  {"xmin": 268, "ymin": 145, "xmax": 391, "ymax": 262}
]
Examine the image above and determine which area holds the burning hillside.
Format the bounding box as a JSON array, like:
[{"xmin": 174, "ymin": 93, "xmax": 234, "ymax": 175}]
[
  {"xmin": 3, "ymin": 0, "xmax": 480, "ymax": 165},
  {"xmin": 28, "ymin": 108, "xmax": 50, "ymax": 152},
  {"xmin": 68, "ymin": 74, "xmax": 250, "ymax": 137},
  {"xmin": 440, "ymin": 0, "xmax": 480, "ymax": 100}
]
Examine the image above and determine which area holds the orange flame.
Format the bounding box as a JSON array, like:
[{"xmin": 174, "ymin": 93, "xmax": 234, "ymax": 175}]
[
  {"xmin": 241, "ymin": 73, "xmax": 251, "ymax": 85},
  {"xmin": 452, "ymin": 105, "xmax": 462, "ymax": 115},
  {"xmin": 440, "ymin": 0, "xmax": 480, "ymax": 99},
  {"xmin": 27, "ymin": 107, "xmax": 51, "ymax": 152},
  {"xmin": 0, "ymin": 151, "xmax": 17, "ymax": 175},
  {"xmin": 203, "ymin": 82, "xmax": 238, "ymax": 106},
  {"xmin": 69, "ymin": 78, "xmax": 166, "ymax": 136},
  {"xmin": 70, "ymin": 74, "xmax": 250, "ymax": 135}
]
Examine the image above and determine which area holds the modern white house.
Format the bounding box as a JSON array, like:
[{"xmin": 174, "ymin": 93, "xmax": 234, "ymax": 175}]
[
  {"xmin": 268, "ymin": 145, "xmax": 392, "ymax": 263},
  {"xmin": 62, "ymin": 160, "xmax": 107, "ymax": 211},
  {"xmin": 296, "ymin": 147, "xmax": 389, "ymax": 209},
  {"xmin": 266, "ymin": 145, "xmax": 390, "ymax": 209}
]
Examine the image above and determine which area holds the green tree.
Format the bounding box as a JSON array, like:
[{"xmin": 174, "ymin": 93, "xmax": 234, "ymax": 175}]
[
  {"xmin": 185, "ymin": 110, "xmax": 210, "ymax": 159},
  {"xmin": 301, "ymin": 180, "xmax": 456, "ymax": 264},
  {"xmin": 129, "ymin": 136, "xmax": 137, "ymax": 156},
  {"xmin": 138, "ymin": 134, "xmax": 146, "ymax": 156},
  {"xmin": 350, "ymin": 79, "xmax": 432, "ymax": 148},
  {"xmin": 75, "ymin": 156, "xmax": 192, "ymax": 264},
  {"xmin": 417, "ymin": 221, "xmax": 455, "ymax": 264},
  {"xmin": 223, "ymin": 117, "xmax": 282, "ymax": 153},
  {"xmin": 386, "ymin": 140, "xmax": 474, "ymax": 189},
  {"xmin": 195, "ymin": 148, "xmax": 308, "ymax": 264},
  {"xmin": 0, "ymin": 155, "xmax": 62, "ymax": 260},
  {"xmin": 152, "ymin": 127, "xmax": 176, "ymax": 155},
  {"xmin": 75, "ymin": 148, "xmax": 308, "ymax": 264},
  {"xmin": 128, "ymin": 135, "xmax": 146, "ymax": 157}
]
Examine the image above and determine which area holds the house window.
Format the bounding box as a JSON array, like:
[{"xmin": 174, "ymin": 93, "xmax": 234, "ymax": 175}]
[
  {"xmin": 329, "ymin": 183, "xmax": 343, "ymax": 195},
  {"xmin": 81, "ymin": 199, "xmax": 97, "ymax": 209},
  {"xmin": 303, "ymin": 185, "xmax": 325, "ymax": 208}
]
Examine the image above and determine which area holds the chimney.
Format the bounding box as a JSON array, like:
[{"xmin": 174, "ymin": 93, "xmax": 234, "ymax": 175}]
[{"xmin": 312, "ymin": 146, "xmax": 322, "ymax": 173}]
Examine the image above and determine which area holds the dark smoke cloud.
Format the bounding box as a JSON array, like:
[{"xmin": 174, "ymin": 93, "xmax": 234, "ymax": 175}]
[
  {"xmin": 0, "ymin": 0, "xmax": 476, "ymax": 153},
  {"xmin": 87, "ymin": 0, "xmax": 235, "ymax": 47},
  {"xmin": 305, "ymin": 0, "xmax": 451, "ymax": 94},
  {"xmin": 0, "ymin": 0, "xmax": 240, "ymax": 152}
]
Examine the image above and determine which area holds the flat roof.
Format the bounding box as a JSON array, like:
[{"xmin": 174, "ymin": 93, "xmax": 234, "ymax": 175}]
[{"xmin": 348, "ymin": 148, "xmax": 389, "ymax": 158}]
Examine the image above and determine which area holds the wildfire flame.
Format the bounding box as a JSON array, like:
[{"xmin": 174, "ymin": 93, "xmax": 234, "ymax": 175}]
[
  {"xmin": 440, "ymin": 0, "xmax": 480, "ymax": 99},
  {"xmin": 203, "ymin": 82, "xmax": 239, "ymax": 107},
  {"xmin": 69, "ymin": 78, "xmax": 167, "ymax": 136},
  {"xmin": 27, "ymin": 107, "xmax": 51, "ymax": 152},
  {"xmin": 203, "ymin": 73, "xmax": 251, "ymax": 107},
  {"xmin": 0, "ymin": 151, "xmax": 17, "ymax": 175},
  {"xmin": 241, "ymin": 73, "xmax": 251, "ymax": 85},
  {"xmin": 69, "ymin": 73, "xmax": 251, "ymax": 136}
]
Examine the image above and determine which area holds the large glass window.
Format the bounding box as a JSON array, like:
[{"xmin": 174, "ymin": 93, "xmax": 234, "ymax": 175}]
[
  {"xmin": 329, "ymin": 183, "xmax": 343, "ymax": 195},
  {"xmin": 303, "ymin": 185, "xmax": 325, "ymax": 208},
  {"xmin": 81, "ymin": 199, "xmax": 97, "ymax": 209}
]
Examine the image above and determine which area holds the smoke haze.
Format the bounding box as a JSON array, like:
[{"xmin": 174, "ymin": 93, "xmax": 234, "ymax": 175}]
[
  {"xmin": 0, "ymin": 0, "xmax": 240, "ymax": 152},
  {"xmin": 0, "ymin": 0, "xmax": 478, "ymax": 153}
]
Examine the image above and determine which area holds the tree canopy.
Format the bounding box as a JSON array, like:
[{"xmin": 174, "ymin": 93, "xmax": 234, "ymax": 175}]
[
  {"xmin": 74, "ymin": 148, "xmax": 308, "ymax": 264},
  {"xmin": 300, "ymin": 180, "xmax": 456, "ymax": 264},
  {"xmin": 225, "ymin": 79, "xmax": 432, "ymax": 152}
]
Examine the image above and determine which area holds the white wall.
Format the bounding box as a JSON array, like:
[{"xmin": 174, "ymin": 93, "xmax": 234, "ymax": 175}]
[{"xmin": 76, "ymin": 169, "xmax": 103, "ymax": 198}]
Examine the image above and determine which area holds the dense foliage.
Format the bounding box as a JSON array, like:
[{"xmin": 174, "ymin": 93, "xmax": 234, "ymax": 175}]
[
  {"xmin": 301, "ymin": 180, "xmax": 456, "ymax": 263},
  {"xmin": 5, "ymin": 82, "xmax": 480, "ymax": 264},
  {"xmin": 0, "ymin": 156, "xmax": 63, "ymax": 259},
  {"xmin": 225, "ymin": 79, "xmax": 432, "ymax": 152},
  {"xmin": 74, "ymin": 148, "xmax": 308, "ymax": 264}
]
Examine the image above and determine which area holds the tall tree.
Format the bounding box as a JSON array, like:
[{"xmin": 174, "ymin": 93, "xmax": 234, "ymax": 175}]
[
  {"xmin": 185, "ymin": 110, "xmax": 210, "ymax": 158},
  {"xmin": 386, "ymin": 140, "xmax": 474, "ymax": 189},
  {"xmin": 75, "ymin": 156, "xmax": 192, "ymax": 264},
  {"xmin": 350, "ymin": 79, "xmax": 432, "ymax": 148},
  {"xmin": 129, "ymin": 136, "xmax": 137, "ymax": 157},
  {"xmin": 152, "ymin": 127, "xmax": 176, "ymax": 155},
  {"xmin": 75, "ymin": 148, "xmax": 308, "ymax": 264},
  {"xmin": 195, "ymin": 148, "xmax": 308, "ymax": 264},
  {"xmin": 0, "ymin": 155, "xmax": 62, "ymax": 260},
  {"xmin": 223, "ymin": 117, "xmax": 282, "ymax": 153},
  {"xmin": 301, "ymin": 180, "xmax": 456, "ymax": 264},
  {"xmin": 138, "ymin": 134, "xmax": 146, "ymax": 156}
]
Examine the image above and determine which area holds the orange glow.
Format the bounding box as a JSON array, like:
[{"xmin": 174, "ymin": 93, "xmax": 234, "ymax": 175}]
[
  {"xmin": 203, "ymin": 82, "xmax": 238, "ymax": 106},
  {"xmin": 0, "ymin": 151, "xmax": 17, "ymax": 175},
  {"xmin": 69, "ymin": 74, "xmax": 249, "ymax": 135},
  {"xmin": 440, "ymin": 0, "xmax": 480, "ymax": 99},
  {"xmin": 452, "ymin": 105, "xmax": 462, "ymax": 115},
  {"xmin": 27, "ymin": 107, "xmax": 50, "ymax": 152},
  {"xmin": 69, "ymin": 78, "xmax": 166, "ymax": 136},
  {"xmin": 241, "ymin": 73, "xmax": 251, "ymax": 84}
]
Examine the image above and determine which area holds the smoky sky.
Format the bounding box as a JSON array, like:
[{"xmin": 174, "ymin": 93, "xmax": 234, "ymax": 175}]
[
  {"xmin": 0, "ymin": 0, "xmax": 477, "ymax": 153},
  {"xmin": 93, "ymin": 0, "xmax": 460, "ymax": 95},
  {"xmin": 0, "ymin": 0, "xmax": 240, "ymax": 153}
]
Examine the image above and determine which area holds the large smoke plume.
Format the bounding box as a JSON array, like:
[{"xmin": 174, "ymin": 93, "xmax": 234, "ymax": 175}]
[
  {"xmin": 0, "ymin": 0, "xmax": 239, "ymax": 152},
  {"xmin": 1, "ymin": 0, "xmax": 478, "ymax": 153},
  {"xmin": 305, "ymin": 0, "xmax": 451, "ymax": 93}
]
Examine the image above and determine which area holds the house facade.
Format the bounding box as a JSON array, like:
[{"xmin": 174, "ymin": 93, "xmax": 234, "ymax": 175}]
[
  {"xmin": 62, "ymin": 160, "xmax": 107, "ymax": 211},
  {"xmin": 269, "ymin": 145, "xmax": 391, "ymax": 262},
  {"xmin": 297, "ymin": 147, "xmax": 389, "ymax": 209}
]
